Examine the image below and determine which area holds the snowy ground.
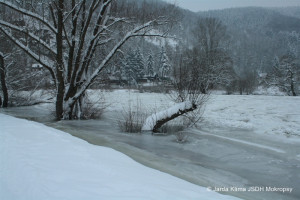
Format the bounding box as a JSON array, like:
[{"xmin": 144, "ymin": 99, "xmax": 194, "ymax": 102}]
[
  {"xmin": 101, "ymin": 90, "xmax": 300, "ymax": 138},
  {"xmin": 0, "ymin": 113, "xmax": 239, "ymax": 200},
  {"xmin": 1, "ymin": 90, "xmax": 300, "ymax": 200},
  {"xmin": 204, "ymin": 94, "xmax": 300, "ymax": 138},
  {"xmin": 11, "ymin": 88, "xmax": 299, "ymax": 139}
]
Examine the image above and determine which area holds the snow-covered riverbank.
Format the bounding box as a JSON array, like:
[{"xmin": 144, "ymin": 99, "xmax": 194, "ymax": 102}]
[{"xmin": 0, "ymin": 114, "xmax": 239, "ymax": 200}]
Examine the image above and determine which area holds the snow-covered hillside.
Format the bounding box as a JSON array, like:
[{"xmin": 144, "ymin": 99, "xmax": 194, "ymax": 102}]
[{"xmin": 0, "ymin": 114, "xmax": 239, "ymax": 200}]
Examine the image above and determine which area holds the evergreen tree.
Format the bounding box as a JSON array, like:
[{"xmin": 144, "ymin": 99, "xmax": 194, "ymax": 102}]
[
  {"xmin": 134, "ymin": 48, "xmax": 145, "ymax": 79},
  {"xmin": 159, "ymin": 46, "xmax": 171, "ymax": 78},
  {"xmin": 146, "ymin": 51, "xmax": 154, "ymax": 77},
  {"xmin": 124, "ymin": 50, "xmax": 138, "ymax": 86}
]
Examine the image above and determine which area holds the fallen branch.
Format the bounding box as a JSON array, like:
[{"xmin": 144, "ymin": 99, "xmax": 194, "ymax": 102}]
[{"xmin": 142, "ymin": 101, "xmax": 197, "ymax": 133}]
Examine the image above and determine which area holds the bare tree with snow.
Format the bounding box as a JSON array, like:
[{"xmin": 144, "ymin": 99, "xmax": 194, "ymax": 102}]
[
  {"xmin": 268, "ymin": 54, "xmax": 299, "ymax": 96},
  {"xmin": 267, "ymin": 32, "xmax": 300, "ymax": 96},
  {"xmin": 192, "ymin": 17, "xmax": 234, "ymax": 93},
  {"xmin": 141, "ymin": 18, "xmax": 233, "ymax": 133},
  {"xmin": 142, "ymin": 55, "xmax": 208, "ymax": 133},
  {"xmin": 0, "ymin": 0, "xmax": 174, "ymax": 119}
]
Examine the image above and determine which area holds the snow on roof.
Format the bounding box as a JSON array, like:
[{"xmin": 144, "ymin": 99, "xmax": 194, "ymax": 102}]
[
  {"xmin": 258, "ymin": 73, "xmax": 268, "ymax": 78},
  {"xmin": 108, "ymin": 75, "xmax": 119, "ymax": 81},
  {"xmin": 32, "ymin": 63, "xmax": 43, "ymax": 68}
]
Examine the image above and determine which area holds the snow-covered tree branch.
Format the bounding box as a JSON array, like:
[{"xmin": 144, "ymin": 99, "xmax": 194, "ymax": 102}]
[
  {"xmin": 0, "ymin": 0, "xmax": 57, "ymax": 33},
  {"xmin": 0, "ymin": 25, "xmax": 56, "ymax": 83},
  {"xmin": 0, "ymin": 0, "xmax": 173, "ymax": 119},
  {"xmin": 0, "ymin": 20, "xmax": 57, "ymax": 55}
]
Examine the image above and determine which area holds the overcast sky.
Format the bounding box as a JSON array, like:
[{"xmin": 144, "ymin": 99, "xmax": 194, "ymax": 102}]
[{"xmin": 163, "ymin": 0, "xmax": 300, "ymax": 12}]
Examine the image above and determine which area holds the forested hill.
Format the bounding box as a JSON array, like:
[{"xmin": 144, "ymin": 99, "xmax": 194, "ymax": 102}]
[
  {"xmin": 197, "ymin": 7, "xmax": 300, "ymax": 33},
  {"xmin": 122, "ymin": 1, "xmax": 300, "ymax": 95},
  {"xmin": 272, "ymin": 6, "xmax": 300, "ymax": 19},
  {"xmin": 194, "ymin": 7, "xmax": 300, "ymax": 73},
  {"xmin": 116, "ymin": 1, "xmax": 300, "ymax": 47},
  {"xmin": 114, "ymin": 0, "xmax": 300, "ymax": 80}
]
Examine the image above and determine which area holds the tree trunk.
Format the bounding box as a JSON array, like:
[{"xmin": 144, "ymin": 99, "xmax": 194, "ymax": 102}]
[
  {"xmin": 239, "ymin": 80, "xmax": 243, "ymax": 95},
  {"xmin": 55, "ymin": 0, "xmax": 65, "ymax": 120},
  {"xmin": 152, "ymin": 104, "xmax": 197, "ymax": 132},
  {"xmin": 73, "ymin": 94, "xmax": 85, "ymax": 119},
  {"xmin": 56, "ymin": 79, "xmax": 65, "ymax": 119},
  {"xmin": 62, "ymin": 85, "xmax": 84, "ymax": 120},
  {"xmin": 66, "ymin": 91, "xmax": 87, "ymax": 120},
  {"xmin": 142, "ymin": 102, "xmax": 198, "ymax": 133},
  {"xmin": 200, "ymin": 83, "xmax": 206, "ymax": 94},
  {"xmin": 291, "ymin": 80, "xmax": 297, "ymax": 96},
  {"xmin": 0, "ymin": 53, "xmax": 8, "ymax": 107}
]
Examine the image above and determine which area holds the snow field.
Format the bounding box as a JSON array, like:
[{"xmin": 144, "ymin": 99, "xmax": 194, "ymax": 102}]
[
  {"xmin": 98, "ymin": 90, "xmax": 300, "ymax": 138},
  {"xmin": 204, "ymin": 95, "xmax": 300, "ymax": 138}
]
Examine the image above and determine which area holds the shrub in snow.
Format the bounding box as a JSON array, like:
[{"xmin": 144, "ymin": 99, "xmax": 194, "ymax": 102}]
[
  {"xmin": 77, "ymin": 92, "xmax": 107, "ymax": 120},
  {"xmin": 8, "ymin": 90, "xmax": 54, "ymax": 107},
  {"xmin": 118, "ymin": 99, "xmax": 146, "ymax": 133},
  {"xmin": 50, "ymin": 91, "xmax": 107, "ymax": 120}
]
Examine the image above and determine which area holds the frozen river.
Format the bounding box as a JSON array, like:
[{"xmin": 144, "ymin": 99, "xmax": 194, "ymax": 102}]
[{"xmin": 2, "ymin": 103, "xmax": 300, "ymax": 200}]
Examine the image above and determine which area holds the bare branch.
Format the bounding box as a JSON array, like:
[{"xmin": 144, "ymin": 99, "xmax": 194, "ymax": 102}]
[
  {"xmin": 70, "ymin": 0, "xmax": 98, "ymax": 87},
  {"xmin": 0, "ymin": 0, "xmax": 57, "ymax": 33},
  {"xmin": 49, "ymin": 3, "xmax": 57, "ymax": 29},
  {"xmin": 63, "ymin": 1, "xmax": 83, "ymax": 23},
  {"xmin": 73, "ymin": 19, "xmax": 167, "ymax": 101},
  {"xmin": 0, "ymin": 20, "xmax": 57, "ymax": 55},
  {"xmin": 0, "ymin": 26, "xmax": 56, "ymax": 84},
  {"xmin": 62, "ymin": 22, "xmax": 71, "ymax": 48}
]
